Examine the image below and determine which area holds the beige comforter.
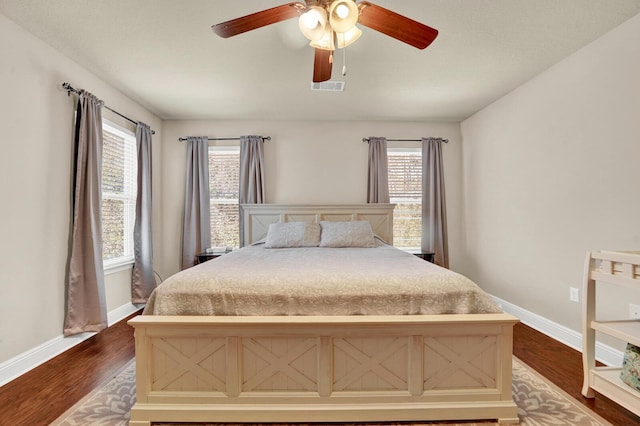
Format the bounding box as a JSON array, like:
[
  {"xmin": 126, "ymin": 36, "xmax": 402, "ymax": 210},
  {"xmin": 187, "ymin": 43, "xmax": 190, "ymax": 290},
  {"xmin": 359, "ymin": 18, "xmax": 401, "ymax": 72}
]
[{"xmin": 144, "ymin": 244, "xmax": 501, "ymax": 316}]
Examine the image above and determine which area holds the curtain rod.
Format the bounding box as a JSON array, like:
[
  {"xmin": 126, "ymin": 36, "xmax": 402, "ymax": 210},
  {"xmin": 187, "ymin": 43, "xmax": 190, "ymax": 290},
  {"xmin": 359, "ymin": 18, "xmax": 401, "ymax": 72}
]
[
  {"xmin": 178, "ymin": 136, "xmax": 271, "ymax": 142},
  {"xmin": 362, "ymin": 137, "xmax": 448, "ymax": 143},
  {"xmin": 62, "ymin": 82, "xmax": 156, "ymax": 135}
]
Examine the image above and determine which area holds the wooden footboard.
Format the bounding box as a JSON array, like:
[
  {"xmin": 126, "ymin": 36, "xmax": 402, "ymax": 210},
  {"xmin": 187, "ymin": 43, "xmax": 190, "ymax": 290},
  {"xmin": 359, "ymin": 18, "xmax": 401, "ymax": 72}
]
[{"xmin": 128, "ymin": 314, "xmax": 519, "ymax": 425}]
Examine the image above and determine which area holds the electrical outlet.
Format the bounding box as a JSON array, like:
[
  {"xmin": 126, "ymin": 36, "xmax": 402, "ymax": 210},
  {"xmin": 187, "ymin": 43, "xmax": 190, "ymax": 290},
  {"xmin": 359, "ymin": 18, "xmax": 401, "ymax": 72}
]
[
  {"xmin": 570, "ymin": 287, "xmax": 579, "ymax": 303},
  {"xmin": 630, "ymin": 304, "xmax": 640, "ymax": 319}
]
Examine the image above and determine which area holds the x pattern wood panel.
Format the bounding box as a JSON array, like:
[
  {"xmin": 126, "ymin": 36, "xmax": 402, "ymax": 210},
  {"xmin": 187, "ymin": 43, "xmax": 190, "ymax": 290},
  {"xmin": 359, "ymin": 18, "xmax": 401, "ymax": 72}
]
[
  {"xmin": 423, "ymin": 335, "xmax": 497, "ymax": 390},
  {"xmin": 242, "ymin": 337, "xmax": 318, "ymax": 392},
  {"xmin": 248, "ymin": 213, "xmax": 280, "ymax": 244},
  {"xmin": 334, "ymin": 337, "xmax": 408, "ymax": 391},
  {"xmin": 358, "ymin": 214, "xmax": 391, "ymax": 241},
  {"xmin": 151, "ymin": 337, "xmax": 226, "ymax": 391}
]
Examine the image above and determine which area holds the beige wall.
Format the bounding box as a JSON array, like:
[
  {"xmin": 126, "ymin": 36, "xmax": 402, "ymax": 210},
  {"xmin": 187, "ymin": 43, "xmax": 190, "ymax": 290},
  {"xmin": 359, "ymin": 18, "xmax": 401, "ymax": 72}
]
[
  {"xmin": 159, "ymin": 120, "xmax": 463, "ymax": 279},
  {"xmin": 460, "ymin": 14, "xmax": 640, "ymax": 340},
  {"xmin": 0, "ymin": 13, "xmax": 162, "ymax": 363}
]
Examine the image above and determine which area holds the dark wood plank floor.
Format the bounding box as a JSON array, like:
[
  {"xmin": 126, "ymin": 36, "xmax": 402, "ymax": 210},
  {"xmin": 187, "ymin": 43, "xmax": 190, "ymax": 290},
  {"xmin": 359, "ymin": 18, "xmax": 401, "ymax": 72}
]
[
  {"xmin": 0, "ymin": 312, "xmax": 138, "ymax": 426},
  {"xmin": 513, "ymin": 324, "xmax": 640, "ymax": 425},
  {"xmin": 0, "ymin": 315, "xmax": 638, "ymax": 426}
]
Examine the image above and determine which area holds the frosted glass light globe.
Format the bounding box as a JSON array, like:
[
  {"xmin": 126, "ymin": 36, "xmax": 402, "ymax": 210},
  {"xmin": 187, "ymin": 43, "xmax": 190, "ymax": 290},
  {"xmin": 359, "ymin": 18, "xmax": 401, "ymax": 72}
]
[
  {"xmin": 302, "ymin": 12, "xmax": 319, "ymax": 29},
  {"xmin": 336, "ymin": 4, "xmax": 349, "ymax": 19}
]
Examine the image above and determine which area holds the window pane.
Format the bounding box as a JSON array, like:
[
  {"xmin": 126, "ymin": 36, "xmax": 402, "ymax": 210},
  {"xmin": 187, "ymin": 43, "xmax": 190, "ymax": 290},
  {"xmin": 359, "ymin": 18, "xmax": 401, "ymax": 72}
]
[
  {"xmin": 209, "ymin": 148, "xmax": 240, "ymax": 248},
  {"xmin": 388, "ymin": 150, "xmax": 422, "ymax": 249},
  {"xmin": 392, "ymin": 202, "xmax": 421, "ymax": 248},
  {"xmin": 210, "ymin": 150, "xmax": 240, "ymax": 199},
  {"xmin": 102, "ymin": 198, "xmax": 124, "ymax": 260},
  {"xmin": 211, "ymin": 203, "xmax": 239, "ymax": 247},
  {"xmin": 101, "ymin": 122, "xmax": 137, "ymax": 265},
  {"xmin": 388, "ymin": 154, "xmax": 421, "ymax": 198},
  {"xmin": 102, "ymin": 130, "xmax": 126, "ymax": 194}
]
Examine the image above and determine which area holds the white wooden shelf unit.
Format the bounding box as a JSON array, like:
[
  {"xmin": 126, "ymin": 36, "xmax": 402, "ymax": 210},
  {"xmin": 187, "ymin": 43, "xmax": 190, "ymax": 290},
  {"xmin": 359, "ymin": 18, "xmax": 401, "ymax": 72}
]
[{"xmin": 581, "ymin": 250, "xmax": 640, "ymax": 417}]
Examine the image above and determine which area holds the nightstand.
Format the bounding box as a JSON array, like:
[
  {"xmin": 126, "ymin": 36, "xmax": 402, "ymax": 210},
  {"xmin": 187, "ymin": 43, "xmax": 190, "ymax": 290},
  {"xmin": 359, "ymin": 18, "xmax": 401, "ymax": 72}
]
[
  {"xmin": 407, "ymin": 250, "xmax": 435, "ymax": 263},
  {"xmin": 195, "ymin": 252, "xmax": 224, "ymax": 264}
]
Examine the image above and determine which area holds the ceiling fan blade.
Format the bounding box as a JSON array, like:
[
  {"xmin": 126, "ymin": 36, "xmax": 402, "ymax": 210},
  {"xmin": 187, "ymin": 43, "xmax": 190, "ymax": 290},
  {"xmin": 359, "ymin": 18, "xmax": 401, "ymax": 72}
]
[
  {"xmin": 313, "ymin": 48, "xmax": 333, "ymax": 83},
  {"xmin": 212, "ymin": 2, "xmax": 305, "ymax": 38},
  {"xmin": 357, "ymin": 1, "xmax": 438, "ymax": 49}
]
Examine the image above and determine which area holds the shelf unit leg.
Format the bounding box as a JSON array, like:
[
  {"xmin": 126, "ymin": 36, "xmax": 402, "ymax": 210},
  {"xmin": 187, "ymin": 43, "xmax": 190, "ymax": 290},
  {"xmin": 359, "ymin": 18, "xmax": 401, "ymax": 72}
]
[{"xmin": 581, "ymin": 252, "xmax": 597, "ymax": 398}]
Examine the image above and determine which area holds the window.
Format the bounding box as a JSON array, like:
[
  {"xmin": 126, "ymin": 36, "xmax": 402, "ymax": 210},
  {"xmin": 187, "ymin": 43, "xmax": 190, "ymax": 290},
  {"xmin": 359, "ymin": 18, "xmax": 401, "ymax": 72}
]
[
  {"xmin": 101, "ymin": 121, "xmax": 137, "ymax": 268},
  {"xmin": 387, "ymin": 148, "xmax": 422, "ymax": 249},
  {"xmin": 209, "ymin": 146, "xmax": 240, "ymax": 248}
]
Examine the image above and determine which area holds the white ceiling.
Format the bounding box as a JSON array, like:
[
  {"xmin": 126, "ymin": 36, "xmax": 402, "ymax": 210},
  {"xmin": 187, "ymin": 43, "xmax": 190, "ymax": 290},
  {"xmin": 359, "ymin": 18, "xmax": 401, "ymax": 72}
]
[{"xmin": 2, "ymin": 0, "xmax": 639, "ymax": 122}]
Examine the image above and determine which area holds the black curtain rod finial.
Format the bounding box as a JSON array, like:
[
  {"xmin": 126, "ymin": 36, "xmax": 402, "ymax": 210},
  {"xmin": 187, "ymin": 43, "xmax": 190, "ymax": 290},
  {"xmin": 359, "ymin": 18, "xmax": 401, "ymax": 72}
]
[{"xmin": 62, "ymin": 82, "xmax": 80, "ymax": 97}]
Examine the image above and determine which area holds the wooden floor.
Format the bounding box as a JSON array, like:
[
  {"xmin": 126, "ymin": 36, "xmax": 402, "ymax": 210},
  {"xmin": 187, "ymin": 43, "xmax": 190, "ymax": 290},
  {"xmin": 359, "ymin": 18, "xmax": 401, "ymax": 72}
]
[{"xmin": 0, "ymin": 314, "xmax": 639, "ymax": 426}]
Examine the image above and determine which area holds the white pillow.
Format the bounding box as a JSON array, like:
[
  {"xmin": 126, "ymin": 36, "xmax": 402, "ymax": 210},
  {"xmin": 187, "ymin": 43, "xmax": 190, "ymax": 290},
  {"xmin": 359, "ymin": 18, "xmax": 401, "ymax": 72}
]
[
  {"xmin": 319, "ymin": 221, "xmax": 376, "ymax": 248},
  {"xmin": 264, "ymin": 222, "xmax": 321, "ymax": 248}
]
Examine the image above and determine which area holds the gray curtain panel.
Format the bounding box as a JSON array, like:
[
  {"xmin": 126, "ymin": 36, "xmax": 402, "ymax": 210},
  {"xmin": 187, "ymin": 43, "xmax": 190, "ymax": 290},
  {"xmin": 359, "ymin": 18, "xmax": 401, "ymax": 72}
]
[
  {"xmin": 181, "ymin": 136, "xmax": 211, "ymax": 270},
  {"xmin": 64, "ymin": 91, "xmax": 107, "ymax": 337},
  {"xmin": 421, "ymin": 138, "xmax": 449, "ymax": 268},
  {"xmin": 239, "ymin": 135, "xmax": 265, "ymax": 246},
  {"xmin": 366, "ymin": 137, "xmax": 390, "ymax": 203},
  {"xmin": 131, "ymin": 122, "xmax": 154, "ymax": 303}
]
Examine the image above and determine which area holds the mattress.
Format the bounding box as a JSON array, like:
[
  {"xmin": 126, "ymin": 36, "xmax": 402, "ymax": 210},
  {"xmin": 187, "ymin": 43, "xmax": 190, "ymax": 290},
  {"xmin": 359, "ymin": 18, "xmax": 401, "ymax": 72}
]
[{"xmin": 144, "ymin": 243, "xmax": 501, "ymax": 316}]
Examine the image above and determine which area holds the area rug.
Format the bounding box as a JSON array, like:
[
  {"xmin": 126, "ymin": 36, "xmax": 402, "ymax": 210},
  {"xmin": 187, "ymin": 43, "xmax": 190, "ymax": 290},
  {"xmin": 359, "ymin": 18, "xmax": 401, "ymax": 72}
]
[{"xmin": 51, "ymin": 357, "xmax": 612, "ymax": 426}]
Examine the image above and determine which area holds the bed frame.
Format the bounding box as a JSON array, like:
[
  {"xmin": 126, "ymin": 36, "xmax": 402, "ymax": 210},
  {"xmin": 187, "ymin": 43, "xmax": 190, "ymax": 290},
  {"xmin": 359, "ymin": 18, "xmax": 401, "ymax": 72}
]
[{"xmin": 128, "ymin": 204, "xmax": 519, "ymax": 425}]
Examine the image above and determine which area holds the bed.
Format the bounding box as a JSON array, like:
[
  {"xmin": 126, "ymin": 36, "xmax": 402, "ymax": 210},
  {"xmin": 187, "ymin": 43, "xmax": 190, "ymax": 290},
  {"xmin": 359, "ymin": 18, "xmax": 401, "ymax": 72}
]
[{"xmin": 128, "ymin": 204, "xmax": 519, "ymax": 425}]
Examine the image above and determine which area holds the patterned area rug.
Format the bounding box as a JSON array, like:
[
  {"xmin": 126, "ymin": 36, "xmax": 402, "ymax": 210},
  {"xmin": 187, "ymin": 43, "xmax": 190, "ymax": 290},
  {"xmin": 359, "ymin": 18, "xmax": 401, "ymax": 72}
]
[{"xmin": 51, "ymin": 357, "xmax": 611, "ymax": 426}]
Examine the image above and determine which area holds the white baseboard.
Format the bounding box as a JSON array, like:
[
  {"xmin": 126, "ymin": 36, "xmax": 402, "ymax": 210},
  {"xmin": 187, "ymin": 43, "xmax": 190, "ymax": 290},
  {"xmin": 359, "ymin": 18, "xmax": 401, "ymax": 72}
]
[
  {"xmin": 493, "ymin": 295, "xmax": 624, "ymax": 367},
  {"xmin": 107, "ymin": 302, "xmax": 142, "ymax": 326},
  {"xmin": 0, "ymin": 303, "xmax": 140, "ymax": 388}
]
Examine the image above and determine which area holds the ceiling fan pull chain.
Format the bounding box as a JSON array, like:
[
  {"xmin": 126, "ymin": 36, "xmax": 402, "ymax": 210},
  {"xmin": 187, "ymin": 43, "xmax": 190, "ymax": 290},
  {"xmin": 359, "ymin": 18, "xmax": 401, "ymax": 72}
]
[{"xmin": 342, "ymin": 34, "xmax": 347, "ymax": 76}]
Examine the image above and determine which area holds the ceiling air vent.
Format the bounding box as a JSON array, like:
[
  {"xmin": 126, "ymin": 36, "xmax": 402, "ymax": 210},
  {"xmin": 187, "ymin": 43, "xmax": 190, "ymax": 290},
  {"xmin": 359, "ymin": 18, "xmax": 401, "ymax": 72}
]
[{"xmin": 310, "ymin": 81, "xmax": 345, "ymax": 92}]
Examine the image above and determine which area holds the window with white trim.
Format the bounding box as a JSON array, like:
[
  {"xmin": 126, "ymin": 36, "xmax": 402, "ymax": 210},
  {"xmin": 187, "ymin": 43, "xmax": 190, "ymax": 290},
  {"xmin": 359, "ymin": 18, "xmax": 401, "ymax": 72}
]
[
  {"xmin": 101, "ymin": 121, "xmax": 137, "ymax": 268},
  {"xmin": 387, "ymin": 148, "xmax": 422, "ymax": 249},
  {"xmin": 209, "ymin": 146, "xmax": 240, "ymax": 248}
]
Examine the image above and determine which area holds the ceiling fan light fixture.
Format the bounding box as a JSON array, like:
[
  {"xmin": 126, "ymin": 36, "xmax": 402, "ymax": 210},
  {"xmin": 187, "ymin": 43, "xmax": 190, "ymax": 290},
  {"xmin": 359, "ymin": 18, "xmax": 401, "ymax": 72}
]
[
  {"xmin": 336, "ymin": 25, "xmax": 362, "ymax": 48},
  {"xmin": 328, "ymin": 0, "xmax": 358, "ymax": 33},
  {"xmin": 299, "ymin": 6, "xmax": 327, "ymax": 41},
  {"xmin": 310, "ymin": 27, "xmax": 335, "ymax": 51}
]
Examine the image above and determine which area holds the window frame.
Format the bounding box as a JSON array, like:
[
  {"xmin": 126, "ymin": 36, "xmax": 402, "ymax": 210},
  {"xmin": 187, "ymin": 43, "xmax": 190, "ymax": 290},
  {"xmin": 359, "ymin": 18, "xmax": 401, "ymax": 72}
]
[
  {"xmin": 209, "ymin": 144, "xmax": 241, "ymax": 249},
  {"xmin": 101, "ymin": 119, "xmax": 137, "ymax": 272},
  {"xmin": 387, "ymin": 147, "xmax": 422, "ymax": 250}
]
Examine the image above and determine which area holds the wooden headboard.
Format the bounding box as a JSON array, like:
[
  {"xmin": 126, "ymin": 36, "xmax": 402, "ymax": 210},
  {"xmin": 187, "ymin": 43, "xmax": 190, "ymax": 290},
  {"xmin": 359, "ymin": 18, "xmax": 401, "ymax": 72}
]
[{"xmin": 241, "ymin": 204, "xmax": 396, "ymax": 247}]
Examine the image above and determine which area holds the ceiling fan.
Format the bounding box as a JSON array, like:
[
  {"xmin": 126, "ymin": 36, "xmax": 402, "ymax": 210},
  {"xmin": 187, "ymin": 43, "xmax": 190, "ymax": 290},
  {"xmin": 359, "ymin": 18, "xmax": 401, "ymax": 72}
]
[{"xmin": 212, "ymin": 1, "xmax": 438, "ymax": 83}]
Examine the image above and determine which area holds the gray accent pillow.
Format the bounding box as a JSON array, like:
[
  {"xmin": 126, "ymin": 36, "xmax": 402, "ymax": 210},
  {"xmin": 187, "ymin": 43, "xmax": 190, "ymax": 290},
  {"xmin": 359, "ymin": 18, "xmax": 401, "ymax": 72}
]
[
  {"xmin": 319, "ymin": 221, "xmax": 376, "ymax": 248},
  {"xmin": 264, "ymin": 222, "xmax": 321, "ymax": 248}
]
